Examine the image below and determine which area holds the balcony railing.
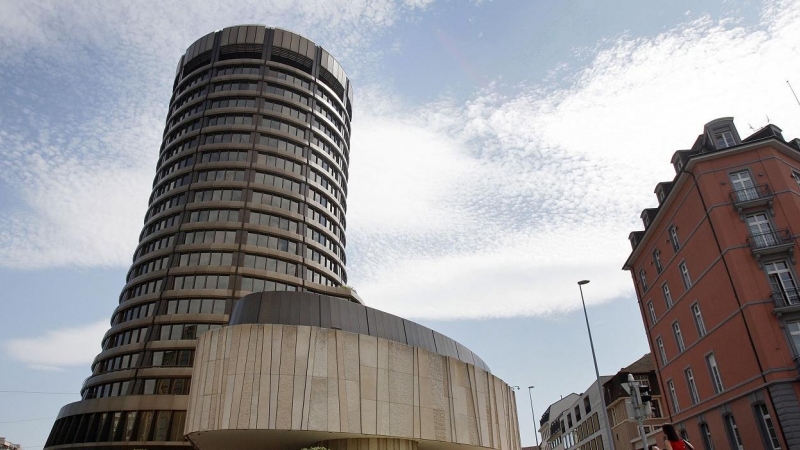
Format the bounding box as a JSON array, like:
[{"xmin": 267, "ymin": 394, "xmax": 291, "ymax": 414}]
[
  {"xmin": 730, "ymin": 184, "xmax": 772, "ymax": 205},
  {"xmin": 747, "ymin": 229, "xmax": 793, "ymax": 251},
  {"xmin": 773, "ymin": 288, "xmax": 800, "ymax": 309}
]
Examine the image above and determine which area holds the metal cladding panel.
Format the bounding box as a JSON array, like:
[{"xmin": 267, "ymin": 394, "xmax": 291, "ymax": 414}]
[
  {"xmin": 227, "ymin": 292, "xmax": 491, "ymax": 372},
  {"xmin": 455, "ymin": 342, "xmax": 475, "ymax": 366},
  {"xmin": 255, "ymin": 26, "xmax": 266, "ymax": 45},
  {"xmin": 184, "ymin": 31, "xmax": 214, "ymax": 64},
  {"xmin": 220, "ymin": 28, "xmax": 232, "ymax": 46},
  {"xmin": 320, "ymin": 49, "xmax": 348, "ymax": 91},
  {"xmin": 237, "ymin": 26, "xmax": 248, "ymax": 44},
  {"xmin": 272, "ymin": 29, "xmax": 284, "ymax": 46},
  {"xmin": 320, "ymin": 296, "xmax": 332, "ymax": 328},
  {"xmin": 175, "ymin": 56, "xmax": 184, "ymax": 77},
  {"xmin": 433, "ymin": 331, "xmax": 458, "ymax": 359}
]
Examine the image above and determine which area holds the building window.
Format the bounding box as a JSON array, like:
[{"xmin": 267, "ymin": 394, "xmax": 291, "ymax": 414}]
[
  {"xmin": 663, "ymin": 282, "xmax": 674, "ymax": 308},
  {"xmin": 766, "ymin": 261, "xmax": 800, "ymax": 306},
  {"xmin": 756, "ymin": 403, "xmax": 781, "ymax": 450},
  {"xmin": 685, "ymin": 368, "xmax": 699, "ymax": 405},
  {"xmin": 639, "ymin": 269, "xmax": 649, "ymax": 291},
  {"xmin": 793, "ymin": 171, "xmax": 800, "ymax": 189},
  {"xmin": 667, "ymin": 379, "xmax": 680, "ymax": 413},
  {"xmin": 692, "ymin": 302, "xmax": 707, "ymax": 337},
  {"xmin": 699, "ymin": 422, "xmax": 715, "ymax": 450},
  {"xmin": 746, "ymin": 212, "xmax": 776, "ymax": 248},
  {"xmin": 584, "ymin": 396, "xmax": 591, "ymax": 413},
  {"xmin": 653, "ymin": 249, "xmax": 663, "ymax": 273},
  {"xmin": 647, "ymin": 300, "xmax": 657, "ymax": 325},
  {"xmin": 651, "ymin": 399, "xmax": 662, "ymax": 418},
  {"xmin": 679, "ymin": 262, "xmax": 692, "ymax": 290},
  {"xmin": 730, "ymin": 170, "xmax": 756, "ymax": 202},
  {"xmin": 725, "ymin": 415, "xmax": 744, "ymax": 450},
  {"xmin": 669, "ymin": 225, "xmax": 680, "ymax": 252},
  {"xmin": 673, "ymin": 322, "xmax": 685, "ymax": 352},
  {"xmin": 786, "ymin": 321, "xmax": 800, "ymax": 355},
  {"xmin": 656, "ymin": 336, "xmax": 667, "ymax": 365},
  {"xmin": 574, "ymin": 406, "xmax": 581, "ymax": 421},
  {"xmin": 716, "ymin": 131, "xmax": 736, "ymax": 148},
  {"xmin": 706, "ymin": 353, "xmax": 724, "ymax": 393}
]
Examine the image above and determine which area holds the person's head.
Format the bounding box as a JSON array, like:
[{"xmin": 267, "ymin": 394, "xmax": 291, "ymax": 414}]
[{"xmin": 662, "ymin": 424, "xmax": 680, "ymax": 441}]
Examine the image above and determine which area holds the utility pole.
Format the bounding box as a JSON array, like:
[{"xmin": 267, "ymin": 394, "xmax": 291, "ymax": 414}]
[{"xmin": 625, "ymin": 374, "xmax": 651, "ymax": 449}]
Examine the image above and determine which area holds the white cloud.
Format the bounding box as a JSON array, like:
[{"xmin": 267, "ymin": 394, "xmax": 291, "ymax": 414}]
[
  {"xmin": 347, "ymin": 0, "xmax": 800, "ymax": 319},
  {"xmin": 2, "ymin": 0, "xmax": 799, "ymax": 320},
  {"xmin": 4, "ymin": 321, "xmax": 107, "ymax": 370}
]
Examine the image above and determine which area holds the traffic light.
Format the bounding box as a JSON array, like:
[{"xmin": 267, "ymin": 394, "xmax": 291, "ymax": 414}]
[{"xmin": 639, "ymin": 385, "xmax": 652, "ymax": 403}]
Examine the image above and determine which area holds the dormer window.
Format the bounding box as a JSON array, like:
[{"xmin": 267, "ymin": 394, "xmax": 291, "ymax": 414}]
[
  {"xmin": 716, "ymin": 131, "xmax": 736, "ymax": 148},
  {"xmin": 657, "ymin": 190, "xmax": 665, "ymax": 203},
  {"xmin": 675, "ymin": 160, "xmax": 684, "ymax": 173}
]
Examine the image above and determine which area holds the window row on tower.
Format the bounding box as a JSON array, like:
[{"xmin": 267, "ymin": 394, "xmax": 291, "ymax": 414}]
[
  {"xmin": 169, "ymin": 64, "xmax": 349, "ymax": 135},
  {"xmin": 131, "ymin": 214, "xmax": 345, "ymax": 276},
  {"xmin": 166, "ymin": 70, "xmax": 349, "ymax": 146},
  {"xmin": 154, "ymin": 135, "xmax": 348, "ymax": 204},
  {"xmin": 46, "ymin": 409, "xmax": 188, "ymax": 446}
]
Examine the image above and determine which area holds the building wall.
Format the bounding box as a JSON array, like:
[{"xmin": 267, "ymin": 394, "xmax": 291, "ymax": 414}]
[
  {"xmin": 627, "ymin": 129, "xmax": 800, "ymax": 450},
  {"xmin": 541, "ymin": 381, "xmax": 610, "ymax": 450},
  {"xmin": 186, "ymin": 324, "xmax": 521, "ymax": 450}
]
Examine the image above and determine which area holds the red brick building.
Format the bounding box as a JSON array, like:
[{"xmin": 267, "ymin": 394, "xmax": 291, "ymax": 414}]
[{"xmin": 624, "ymin": 118, "xmax": 800, "ymax": 449}]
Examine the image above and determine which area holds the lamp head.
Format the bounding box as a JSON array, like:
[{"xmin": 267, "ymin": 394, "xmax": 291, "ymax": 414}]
[
  {"xmin": 528, "ymin": 386, "xmax": 535, "ymax": 389},
  {"xmin": 578, "ymin": 280, "xmax": 590, "ymax": 285},
  {"xmin": 510, "ymin": 386, "xmax": 520, "ymax": 390}
]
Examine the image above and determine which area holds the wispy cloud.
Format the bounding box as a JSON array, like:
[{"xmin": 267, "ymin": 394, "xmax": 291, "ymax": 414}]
[
  {"xmin": 4, "ymin": 321, "xmax": 107, "ymax": 370},
  {"xmin": 1, "ymin": 0, "xmax": 798, "ymax": 320},
  {"xmin": 347, "ymin": 0, "xmax": 800, "ymax": 318}
]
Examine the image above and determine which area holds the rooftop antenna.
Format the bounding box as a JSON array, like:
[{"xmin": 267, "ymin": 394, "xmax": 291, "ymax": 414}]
[
  {"xmin": 748, "ymin": 123, "xmax": 755, "ymax": 131},
  {"xmin": 766, "ymin": 115, "xmax": 770, "ymax": 124},
  {"xmin": 788, "ymin": 80, "xmax": 800, "ymax": 108}
]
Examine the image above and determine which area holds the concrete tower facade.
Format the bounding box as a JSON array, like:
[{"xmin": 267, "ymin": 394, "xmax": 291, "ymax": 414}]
[{"xmin": 44, "ymin": 26, "xmax": 521, "ymax": 450}]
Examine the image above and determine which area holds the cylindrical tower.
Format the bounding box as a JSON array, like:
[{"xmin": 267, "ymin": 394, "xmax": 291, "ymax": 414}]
[{"xmin": 45, "ymin": 25, "xmax": 356, "ymax": 449}]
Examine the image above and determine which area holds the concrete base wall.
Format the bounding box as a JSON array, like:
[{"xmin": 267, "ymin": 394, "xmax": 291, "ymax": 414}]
[{"xmin": 185, "ymin": 324, "xmax": 520, "ymax": 450}]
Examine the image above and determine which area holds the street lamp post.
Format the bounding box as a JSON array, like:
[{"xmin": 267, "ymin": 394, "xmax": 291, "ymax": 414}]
[
  {"xmin": 578, "ymin": 280, "xmax": 616, "ymax": 450},
  {"xmin": 527, "ymin": 386, "xmax": 540, "ymax": 447}
]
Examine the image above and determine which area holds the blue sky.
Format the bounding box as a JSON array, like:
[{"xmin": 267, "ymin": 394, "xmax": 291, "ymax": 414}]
[{"xmin": 1, "ymin": 0, "xmax": 799, "ymax": 447}]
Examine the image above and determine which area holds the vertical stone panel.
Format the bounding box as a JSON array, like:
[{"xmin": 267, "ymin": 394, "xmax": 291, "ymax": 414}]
[
  {"xmin": 256, "ymin": 324, "xmax": 273, "ymax": 429},
  {"xmin": 269, "ymin": 325, "xmax": 282, "ymax": 428}
]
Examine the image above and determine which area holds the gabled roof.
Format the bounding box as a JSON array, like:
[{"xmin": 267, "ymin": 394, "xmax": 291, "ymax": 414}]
[{"xmin": 621, "ymin": 353, "xmax": 655, "ymax": 373}]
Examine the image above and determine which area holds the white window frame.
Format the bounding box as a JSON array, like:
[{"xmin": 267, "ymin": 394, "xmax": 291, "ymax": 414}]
[
  {"xmin": 639, "ymin": 269, "xmax": 648, "ymax": 291},
  {"xmin": 685, "ymin": 367, "xmax": 700, "ymax": 404},
  {"xmin": 653, "ymin": 249, "xmax": 663, "ymax": 273},
  {"xmin": 786, "ymin": 320, "xmax": 800, "ymax": 355},
  {"xmin": 725, "ymin": 414, "xmax": 744, "ymax": 450},
  {"xmin": 647, "ymin": 300, "xmax": 657, "ymax": 325},
  {"xmin": 663, "ymin": 282, "xmax": 674, "ymax": 308},
  {"xmin": 700, "ymin": 422, "xmax": 715, "ymax": 450},
  {"xmin": 656, "ymin": 336, "xmax": 667, "ymax": 365},
  {"xmin": 716, "ymin": 130, "xmax": 736, "ymax": 148},
  {"xmin": 673, "ymin": 321, "xmax": 685, "ymax": 352},
  {"xmin": 667, "ymin": 379, "xmax": 680, "ymax": 413},
  {"xmin": 679, "ymin": 261, "xmax": 692, "ymax": 290},
  {"xmin": 692, "ymin": 302, "xmax": 707, "ymax": 337},
  {"xmin": 706, "ymin": 352, "xmax": 724, "ymax": 393},
  {"xmin": 758, "ymin": 403, "xmax": 782, "ymax": 450},
  {"xmin": 669, "ymin": 225, "xmax": 680, "ymax": 252},
  {"xmin": 792, "ymin": 170, "xmax": 800, "ymax": 190}
]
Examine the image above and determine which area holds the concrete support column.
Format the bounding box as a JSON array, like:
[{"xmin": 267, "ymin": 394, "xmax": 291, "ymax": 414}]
[{"xmin": 316, "ymin": 438, "xmax": 419, "ymax": 450}]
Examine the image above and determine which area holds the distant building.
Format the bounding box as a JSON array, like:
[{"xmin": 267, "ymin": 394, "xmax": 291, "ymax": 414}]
[
  {"xmin": 0, "ymin": 437, "xmax": 22, "ymax": 450},
  {"xmin": 603, "ymin": 354, "xmax": 669, "ymax": 450},
  {"xmin": 625, "ymin": 118, "xmax": 800, "ymax": 449},
  {"xmin": 539, "ymin": 379, "xmax": 612, "ymax": 450}
]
